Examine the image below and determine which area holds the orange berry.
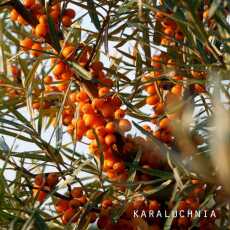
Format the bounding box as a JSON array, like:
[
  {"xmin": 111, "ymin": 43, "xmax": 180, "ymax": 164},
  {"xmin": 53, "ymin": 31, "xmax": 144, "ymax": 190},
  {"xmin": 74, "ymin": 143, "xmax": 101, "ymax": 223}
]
[
  {"xmin": 103, "ymin": 159, "xmax": 115, "ymax": 171},
  {"xmin": 203, "ymin": 9, "xmax": 209, "ymax": 19},
  {"xmin": 81, "ymin": 103, "xmax": 94, "ymax": 114},
  {"xmin": 95, "ymin": 126, "xmax": 107, "ymax": 137},
  {"xmin": 38, "ymin": 15, "xmax": 47, "ymax": 24},
  {"xmin": 89, "ymin": 142, "xmax": 99, "ymax": 156},
  {"xmin": 92, "ymin": 117, "xmax": 105, "ymax": 128},
  {"xmin": 178, "ymin": 200, "xmax": 188, "ymax": 211},
  {"xmin": 63, "ymin": 108, "xmax": 73, "ymax": 116},
  {"xmin": 190, "ymin": 187, "xmax": 205, "ymax": 199},
  {"xmin": 133, "ymin": 198, "xmax": 145, "ymax": 210},
  {"xmin": 50, "ymin": 10, "xmax": 59, "ymax": 22},
  {"xmin": 62, "ymin": 45, "xmax": 75, "ymax": 59},
  {"xmin": 92, "ymin": 98, "xmax": 105, "ymax": 109},
  {"xmin": 23, "ymin": 0, "xmax": 35, "ymax": 8},
  {"xmin": 113, "ymin": 162, "xmax": 125, "ymax": 173},
  {"xmin": 151, "ymin": 224, "xmax": 161, "ymax": 230},
  {"xmin": 62, "ymin": 15, "xmax": 72, "ymax": 27},
  {"xmin": 10, "ymin": 9, "xmax": 19, "ymax": 21},
  {"xmin": 83, "ymin": 114, "xmax": 95, "ymax": 127},
  {"xmin": 105, "ymin": 122, "xmax": 117, "ymax": 133},
  {"xmin": 53, "ymin": 62, "xmax": 66, "ymax": 76},
  {"xmin": 151, "ymin": 55, "xmax": 161, "ymax": 62},
  {"xmin": 31, "ymin": 3, "xmax": 42, "ymax": 15},
  {"xmin": 64, "ymin": 9, "xmax": 76, "ymax": 19},
  {"xmin": 35, "ymin": 23, "xmax": 48, "ymax": 37},
  {"xmin": 46, "ymin": 173, "xmax": 58, "ymax": 187},
  {"xmin": 104, "ymin": 134, "xmax": 116, "ymax": 146},
  {"xmin": 31, "ymin": 43, "xmax": 43, "ymax": 57},
  {"xmin": 101, "ymin": 199, "xmax": 113, "ymax": 209},
  {"xmin": 34, "ymin": 175, "xmax": 45, "ymax": 186},
  {"xmin": 149, "ymin": 200, "xmax": 160, "ymax": 211},
  {"xmin": 146, "ymin": 84, "xmax": 156, "ymax": 95},
  {"xmin": 103, "ymin": 149, "xmax": 113, "ymax": 159},
  {"xmin": 151, "ymin": 55, "xmax": 162, "ymax": 69},
  {"xmin": 186, "ymin": 198, "xmax": 200, "ymax": 210},
  {"xmin": 62, "ymin": 208, "xmax": 77, "ymax": 224},
  {"xmin": 97, "ymin": 215, "xmax": 111, "ymax": 229},
  {"xmin": 178, "ymin": 217, "xmax": 189, "ymax": 226},
  {"xmin": 101, "ymin": 78, "xmax": 113, "ymax": 87},
  {"xmin": 98, "ymin": 87, "xmax": 110, "ymax": 97},
  {"xmin": 76, "ymin": 119, "xmax": 86, "ymax": 130},
  {"xmin": 75, "ymin": 91, "xmax": 89, "ymax": 102},
  {"xmin": 55, "ymin": 199, "xmax": 69, "ymax": 213},
  {"xmin": 69, "ymin": 92, "xmax": 76, "ymax": 103},
  {"xmin": 78, "ymin": 49, "xmax": 89, "ymax": 66},
  {"xmin": 71, "ymin": 187, "xmax": 83, "ymax": 198},
  {"xmin": 162, "ymin": 18, "xmax": 177, "ymax": 29},
  {"xmin": 61, "ymin": 71, "xmax": 72, "ymax": 81},
  {"xmin": 167, "ymin": 59, "xmax": 176, "ymax": 67},
  {"xmin": 67, "ymin": 124, "xmax": 74, "ymax": 134},
  {"xmin": 153, "ymin": 71, "xmax": 161, "ymax": 77},
  {"xmin": 75, "ymin": 130, "xmax": 85, "ymax": 140},
  {"xmin": 155, "ymin": 11, "xmax": 164, "ymax": 19},
  {"xmin": 32, "ymin": 102, "xmax": 40, "ymax": 110},
  {"xmin": 154, "ymin": 102, "xmax": 164, "ymax": 115},
  {"xmin": 92, "ymin": 136, "xmax": 106, "ymax": 148},
  {"xmin": 86, "ymin": 129, "xmax": 96, "ymax": 140},
  {"xmin": 146, "ymin": 95, "xmax": 159, "ymax": 105},
  {"xmin": 194, "ymin": 84, "xmax": 205, "ymax": 93},
  {"xmin": 114, "ymin": 108, "xmax": 125, "ymax": 119},
  {"xmin": 106, "ymin": 170, "xmax": 117, "ymax": 180},
  {"xmin": 191, "ymin": 179, "xmax": 201, "ymax": 185},
  {"xmin": 63, "ymin": 115, "xmax": 73, "ymax": 126},
  {"xmin": 100, "ymin": 104, "xmax": 114, "ymax": 118},
  {"xmin": 173, "ymin": 75, "xmax": 183, "ymax": 81},
  {"xmin": 11, "ymin": 65, "xmax": 20, "ymax": 77},
  {"xmin": 33, "ymin": 189, "xmax": 47, "ymax": 203},
  {"xmin": 191, "ymin": 70, "xmax": 202, "ymax": 79},
  {"xmin": 164, "ymin": 27, "xmax": 174, "ymax": 36},
  {"xmin": 159, "ymin": 117, "xmax": 170, "ymax": 129},
  {"xmin": 90, "ymin": 61, "xmax": 103, "ymax": 72},
  {"xmin": 51, "ymin": 4, "xmax": 60, "ymax": 12},
  {"xmin": 142, "ymin": 124, "xmax": 152, "ymax": 132},
  {"xmin": 78, "ymin": 195, "xmax": 87, "ymax": 205},
  {"xmin": 171, "ymin": 84, "xmax": 182, "ymax": 96},
  {"xmin": 111, "ymin": 95, "xmax": 122, "ymax": 107},
  {"xmin": 118, "ymin": 119, "xmax": 132, "ymax": 132},
  {"xmin": 57, "ymin": 83, "xmax": 68, "ymax": 91},
  {"xmin": 175, "ymin": 31, "xmax": 184, "ymax": 41},
  {"xmin": 20, "ymin": 38, "xmax": 33, "ymax": 51},
  {"xmin": 69, "ymin": 198, "xmax": 81, "ymax": 208}
]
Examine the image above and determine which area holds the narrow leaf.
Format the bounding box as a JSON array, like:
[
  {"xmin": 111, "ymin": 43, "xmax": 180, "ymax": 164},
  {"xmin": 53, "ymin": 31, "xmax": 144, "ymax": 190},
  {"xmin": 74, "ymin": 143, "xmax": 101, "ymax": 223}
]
[{"xmin": 86, "ymin": 0, "xmax": 101, "ymax": 31}]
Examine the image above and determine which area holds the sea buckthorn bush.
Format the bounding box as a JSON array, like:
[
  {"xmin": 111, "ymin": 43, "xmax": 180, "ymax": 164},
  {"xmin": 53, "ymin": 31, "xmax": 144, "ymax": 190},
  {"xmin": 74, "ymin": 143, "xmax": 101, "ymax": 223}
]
[{"xmin": 0, "ymin": 0, "xmax": 229, "ymax": 229}]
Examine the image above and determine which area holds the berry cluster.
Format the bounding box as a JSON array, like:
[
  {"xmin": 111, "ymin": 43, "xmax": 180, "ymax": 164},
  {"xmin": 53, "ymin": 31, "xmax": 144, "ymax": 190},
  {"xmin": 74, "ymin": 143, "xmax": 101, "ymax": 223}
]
[
  {"xmin": 33, "ymin": 173, "xmax": 58, "ymax": 203},
  {"xmin": 55, "ymin": 187, "xmax": 96, "ymax": 225}
]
